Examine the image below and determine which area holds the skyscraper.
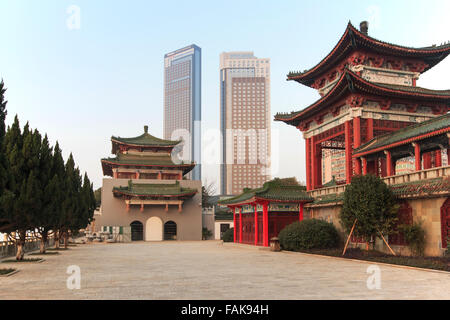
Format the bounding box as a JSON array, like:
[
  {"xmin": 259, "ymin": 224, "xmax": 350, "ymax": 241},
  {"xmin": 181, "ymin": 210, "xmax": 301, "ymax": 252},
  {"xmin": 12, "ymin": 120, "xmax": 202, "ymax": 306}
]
[
  {"xmin": 220, "ymin": 52, "xmax": 271, "ymax": 195},
  {"xmin": 164, "ymin": 44, "xmax": 201, "ymax": 180}
]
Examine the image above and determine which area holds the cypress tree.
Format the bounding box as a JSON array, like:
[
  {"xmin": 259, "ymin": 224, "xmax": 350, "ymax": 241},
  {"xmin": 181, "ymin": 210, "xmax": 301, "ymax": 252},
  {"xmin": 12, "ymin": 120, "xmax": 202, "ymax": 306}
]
[
  {"xmin": 35, "ymin": 134, "xmax": 54, "ymax": 253},
  {"xmin": 52, "ymin": 142, "xmax": 66, "ymax": 248},
  {"xmin": 0, "ymin": 80, "xmax": 10, "ymax": 233}
]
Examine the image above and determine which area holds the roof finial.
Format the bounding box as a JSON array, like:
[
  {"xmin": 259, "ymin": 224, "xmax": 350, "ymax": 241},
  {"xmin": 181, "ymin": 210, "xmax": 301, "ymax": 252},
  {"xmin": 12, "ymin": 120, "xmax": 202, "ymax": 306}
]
[
  {"xmin": 360, "ymin": 21, "xmax": 369, "ymax": 35},
  {"xmin": 144, "ymin": 125, "xmax": 148, "ymax": 133}
]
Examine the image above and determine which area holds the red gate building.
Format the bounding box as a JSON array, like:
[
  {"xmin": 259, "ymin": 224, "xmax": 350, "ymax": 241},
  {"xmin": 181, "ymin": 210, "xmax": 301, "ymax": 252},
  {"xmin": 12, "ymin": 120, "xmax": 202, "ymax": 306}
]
[{"xmin": 219, "ymin": 178, "xmax": 313, "ymax": 246}]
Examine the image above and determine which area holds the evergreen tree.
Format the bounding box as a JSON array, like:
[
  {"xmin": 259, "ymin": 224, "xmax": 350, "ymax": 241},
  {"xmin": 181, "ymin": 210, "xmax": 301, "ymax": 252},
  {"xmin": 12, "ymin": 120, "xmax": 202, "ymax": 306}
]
[
  {"xmin": 0, "ymin": 80, "xmax": 11, "ymax": 232},
  {"xmin": 34, "ymin": 134, "xmax": 54, "ymax": 253},
  {"xmin": 51, "ymin": 142, "xmax": 66, "ymax": 248},
  {"xmin": 340, "ymin": 174, "xmax": 399, "ymax": 251},
  {"xmin": 3, "ymin": 124, "xmax": 43, "ymax": 259}
]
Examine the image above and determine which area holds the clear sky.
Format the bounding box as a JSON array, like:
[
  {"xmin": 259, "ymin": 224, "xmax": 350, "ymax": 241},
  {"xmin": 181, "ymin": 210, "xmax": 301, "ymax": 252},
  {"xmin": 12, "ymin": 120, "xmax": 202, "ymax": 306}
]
[{"xmin": 0, "ymin": 0, "xmax": 449, "ymax": 192}]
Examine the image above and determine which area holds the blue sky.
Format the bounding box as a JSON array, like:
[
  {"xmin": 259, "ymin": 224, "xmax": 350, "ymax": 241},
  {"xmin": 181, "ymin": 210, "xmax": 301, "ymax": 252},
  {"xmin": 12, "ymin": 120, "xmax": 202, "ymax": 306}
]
[{"xmin": 0, "ymin": 0, "xmax": 449, "ymax": 191}]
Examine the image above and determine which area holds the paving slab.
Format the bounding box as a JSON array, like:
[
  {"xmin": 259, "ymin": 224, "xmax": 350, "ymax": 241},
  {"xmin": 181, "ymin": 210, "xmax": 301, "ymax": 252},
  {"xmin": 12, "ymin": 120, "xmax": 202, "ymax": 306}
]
[{"xmin": 0, "ymin": 241, "xmax": 449, "ymax": 300}]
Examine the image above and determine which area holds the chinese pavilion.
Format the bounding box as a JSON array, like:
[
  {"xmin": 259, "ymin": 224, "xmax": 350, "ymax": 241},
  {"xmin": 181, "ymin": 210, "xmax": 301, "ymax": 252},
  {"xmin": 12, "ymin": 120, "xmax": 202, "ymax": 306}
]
[
  {"xmin": 219, "ymin": 178, "xmax": 313, "ymax": 246},
  {"xmin": 275, "ymin": 21, "xmax": 450, "ymax": 190},
  {"xmin": 101, "ymin": 125, "xmax": 195, "ymax": 181},
  {"xmin": 275, "ymin": 21, "xmax": 450, "ymax": 256},
  {"xmin": 96, "ymin": 126, "xmax": 202, "ymax": 242}
]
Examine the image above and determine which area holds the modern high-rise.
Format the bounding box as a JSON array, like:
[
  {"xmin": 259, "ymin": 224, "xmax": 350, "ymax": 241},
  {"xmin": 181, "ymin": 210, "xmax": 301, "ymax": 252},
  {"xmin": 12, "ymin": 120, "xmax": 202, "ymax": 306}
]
[
  {"xmin": 164, "ymin": 44, "xmax": 201, "ymax": 180},
  {"xmin": 220, "ymin": 52, "xmax": 271, "ymax": 195}
]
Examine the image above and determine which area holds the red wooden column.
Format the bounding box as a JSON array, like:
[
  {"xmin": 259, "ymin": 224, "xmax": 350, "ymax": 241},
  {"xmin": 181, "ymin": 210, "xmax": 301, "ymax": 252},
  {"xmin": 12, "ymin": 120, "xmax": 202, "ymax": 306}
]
[
  {"xmin": 435, "ymin": 150, "xmax": 442, "ymax": 167},
  {"xmin": 262, "ymin": 202, "xmax": 269, "ymax": 247},
  {"xmin": 254, "ymin": 204, "xmax": 258, "ymax": 246},
  {"xmin": 367, "ymin": 118, "xmax": 374, "ymax": 141},
  {"xmin": 233, "ymin": 207, "xmax": 236, "ymax": 243},
  {"xmin": 345, "ymin": 120, "xmax": 353, "ymax": 184},
  {"xmin": 299, "ymin": 202, "xmax": 304, "ymax": 221},
  {"xmin": 423, "ymin": 152, "xmax": 432, "ymax": 169},
  {"xmin": 362, "ymin": 157, "xmax": 367, "ymax": 175},
  {"xmin": 310, "ymin": 136, "xmax": 317, "ymax": 190},
  {"xmin": 305, "ymin": 138, "xmax": 311, "ymax": 191},
  {"xmin": 413, "ymin": 143, "xmax": 421, "ymax": 171},
  {"xmin": 353, "ymin": 117, "xmax": 362, "ymax": 175},
  {"xmin": 316, "ymin": 144, "xmax": 323, "ymax": 188},
  {"xmin": 385, "ymin": 150, "xmax": 394, "ymax": 176},
  {"xmin": 239, "ymin": 207, "xmax": 243, "ymax": 243}
]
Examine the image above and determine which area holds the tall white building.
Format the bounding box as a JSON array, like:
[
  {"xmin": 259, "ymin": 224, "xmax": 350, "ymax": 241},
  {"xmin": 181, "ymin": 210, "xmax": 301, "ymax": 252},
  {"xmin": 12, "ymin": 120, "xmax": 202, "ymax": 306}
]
[{"xmin": 219, "ymin": 52, "xmax": 271, "ymax": 195}]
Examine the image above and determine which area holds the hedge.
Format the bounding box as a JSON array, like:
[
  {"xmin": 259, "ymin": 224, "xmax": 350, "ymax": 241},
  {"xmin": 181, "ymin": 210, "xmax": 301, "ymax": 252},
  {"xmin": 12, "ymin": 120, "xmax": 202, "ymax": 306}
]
[{"xmin": 278, "ymin": 219, "xmax": 340, "ymax": 251}]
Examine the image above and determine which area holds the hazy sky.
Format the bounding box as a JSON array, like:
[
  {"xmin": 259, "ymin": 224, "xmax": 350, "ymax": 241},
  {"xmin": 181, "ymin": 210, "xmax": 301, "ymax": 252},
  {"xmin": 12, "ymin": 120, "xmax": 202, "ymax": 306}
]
[{"xmin": 0, "ymin": 0, "xmax": 449, "ymax": 191}]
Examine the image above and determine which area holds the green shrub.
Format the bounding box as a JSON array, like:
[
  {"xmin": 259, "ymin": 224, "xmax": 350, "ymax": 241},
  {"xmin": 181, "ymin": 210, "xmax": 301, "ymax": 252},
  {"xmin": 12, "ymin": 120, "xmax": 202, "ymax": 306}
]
[
  {"xmin": 202, "ymin": 228, "xmax": 213, "ymax": 240},
  {"xmin": 222, "ymin": 228, "xmax": 234, "ymax": 242},
  {"xmin": 400, "ymin": 222, "xmax": 426, "ymax": 256},
  {"xmin": 278, "ymin": 219, "xmax": 340, "ymax": 251}
]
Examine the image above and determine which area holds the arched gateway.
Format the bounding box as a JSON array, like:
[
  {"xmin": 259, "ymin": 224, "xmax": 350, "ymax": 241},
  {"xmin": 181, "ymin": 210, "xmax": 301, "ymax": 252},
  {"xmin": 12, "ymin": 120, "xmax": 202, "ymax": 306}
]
[
  {"xmin": 146, "ymin": 217, "xmax": 163, "ymax": 241},
  {"xmin": 130, "ymin": 221, "xmax": 143, "ymax": 241},
  {"xmin": 164, "ymin": 221, "xmax": 177, "ymax": 240}
]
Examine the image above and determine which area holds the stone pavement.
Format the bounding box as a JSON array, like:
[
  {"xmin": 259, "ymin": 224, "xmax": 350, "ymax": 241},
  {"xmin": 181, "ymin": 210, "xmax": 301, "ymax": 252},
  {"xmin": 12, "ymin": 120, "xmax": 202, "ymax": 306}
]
[{"xmin": 0, "ymin": 241, "xmax": 449, "ymax": 300}]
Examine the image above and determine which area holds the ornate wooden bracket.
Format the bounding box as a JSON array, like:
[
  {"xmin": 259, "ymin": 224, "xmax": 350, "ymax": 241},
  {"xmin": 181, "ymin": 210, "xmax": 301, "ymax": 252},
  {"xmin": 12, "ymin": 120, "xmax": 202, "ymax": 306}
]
[
  {"xmin": 406, "ymin": 103, "xmax": 419, "ymax": 113},
  {"xmin": 346, "ymin": 94, "xmax": 365, "ymax": 108},
  {"xmin": 379, "ymin": 99, "xmax": 392, "ymax": 111}
]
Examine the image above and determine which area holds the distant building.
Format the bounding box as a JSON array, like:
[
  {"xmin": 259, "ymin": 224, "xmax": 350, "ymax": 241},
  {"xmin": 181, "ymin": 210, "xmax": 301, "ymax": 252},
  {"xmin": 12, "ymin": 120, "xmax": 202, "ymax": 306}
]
[
  {"xmin": 219, "ymin": 51, "xmax": 271, "ymax": 195},
  {"xmin": 164, "ymin": 44, "xmax": 201, "ymax": 180}
]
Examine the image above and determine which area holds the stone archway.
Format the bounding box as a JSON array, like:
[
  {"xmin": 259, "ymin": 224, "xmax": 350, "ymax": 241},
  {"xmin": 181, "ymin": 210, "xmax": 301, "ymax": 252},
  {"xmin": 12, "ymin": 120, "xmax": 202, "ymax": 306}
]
[
  {"xmin": 145, "ymin": 217, "xmax": 163, "ymax": 241},
  {"xmin": 130, "ymin": 221, "xmax": 144, "ymax": 241},
  {"xmin": 441, "ymin": 198, "xmax": 450, "ymax": 249},
  {"xmin": 164, "ymin": 221, "xmax": 177, "ymax": 240}
]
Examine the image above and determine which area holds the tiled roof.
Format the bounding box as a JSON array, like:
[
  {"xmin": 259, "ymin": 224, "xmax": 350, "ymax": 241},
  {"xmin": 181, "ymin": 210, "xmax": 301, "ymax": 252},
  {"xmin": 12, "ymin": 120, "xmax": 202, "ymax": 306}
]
[
  {"xmin": 311, "ymin": 193, "xmax": 344, "ymax": 205},
  {"xmin": 111, "ymin": 130, "xmax": 180, "ymax": 147},
  {"xmin": 218, "ymin": 178, "xmax": 313, "ymax": 205},
  {"xmin": 375, "ymin": 83, "xmax": 450, "ymax": 96},
  {"xmin": 275, "ymin": 69, "xmax": 450, "ymax": 126},
  {"xmin": 113, "ymin": 181, "xmax": 197, "ymax": 198},
  {"xmin": 101, "ymin": 153, "xmax": 195, "ymax": 176},
  {"xmin": 215, "ymin": 211, "xmax": 233, "ymax": 221},
  {"xmin": 353, "ymin": 113, "xmax": 450, "ymax": 156},
  {"xmin": 287, "ymin": 21, "xmax": 450, "ymax": 86},
  {"xmin": 390, "ymin": 177, "xmax": 450, "ymax": 198}
]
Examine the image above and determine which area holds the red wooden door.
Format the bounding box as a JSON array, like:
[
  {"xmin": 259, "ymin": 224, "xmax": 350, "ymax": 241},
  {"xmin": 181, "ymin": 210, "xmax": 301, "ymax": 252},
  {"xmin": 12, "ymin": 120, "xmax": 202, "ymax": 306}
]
[{"xmin": 441, "ymin": 198, "xmax": 450, "ymax": 249}]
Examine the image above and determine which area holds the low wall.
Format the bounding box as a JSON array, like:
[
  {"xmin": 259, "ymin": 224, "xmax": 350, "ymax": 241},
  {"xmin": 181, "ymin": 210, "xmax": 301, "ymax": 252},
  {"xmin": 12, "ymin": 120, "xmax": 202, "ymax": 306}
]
[
  {"xmin": 306, "ymin": 196, "xmax": 448, "ymax": 257},
  {"xmin": 0, "ymin": 238, "xmax": 55, "ymax": 258}
]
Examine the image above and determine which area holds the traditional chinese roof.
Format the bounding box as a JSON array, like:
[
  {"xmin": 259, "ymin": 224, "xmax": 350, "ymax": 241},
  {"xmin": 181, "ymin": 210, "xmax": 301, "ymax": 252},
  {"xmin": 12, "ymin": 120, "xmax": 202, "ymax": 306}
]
[
  {"xmin": 111, "ymin": 125, "xmax": 180, "ymax": 154},
  {"xmin": 274, "ymin": 69, "xmax": 450, "ymax": 127},
  {"xmin": 310, "ymin": 193, "xmax": 344, "ymax": 206},
  {"xmin": 353, "ymin": 113, "xmax": 450, "ymax": 157},
  {"xmin": 390, "ymin": 177, "xmax": 450, "ymax": 198},
  {"xmin": 113, "ymin": 181, "xmax": 197, "ymax": 199},
  {"xmin": 215, "ymin": 210, "xmax": 234, "ymax": 221},
  {"xmin": 288, "ymin": 21, "xmax": 450, "ymax": 87},
  {"xmin": 218, "ymin": 178, "xmax": 313, "ymax": 206},
  {"xmin": 101, "ymin": 153, "xmax": 195, "ymax": 176}
]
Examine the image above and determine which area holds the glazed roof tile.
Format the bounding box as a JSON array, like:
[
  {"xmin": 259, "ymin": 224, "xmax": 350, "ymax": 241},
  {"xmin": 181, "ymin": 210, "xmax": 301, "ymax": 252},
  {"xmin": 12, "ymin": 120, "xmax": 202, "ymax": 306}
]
[
  {"xmin": 288, "ymin": 21, "xmax": 450, "ymax": 86},
  {"xmin": 218, "ymin": 178, "xmax": 313, "ymax": 205},
  {"xmin": 113, "ymin": 181, "xmax": 197, "ymax": 198},
  {"xmin": 353, "ymin": 113, "xmax": 450, "ymax": 156}
]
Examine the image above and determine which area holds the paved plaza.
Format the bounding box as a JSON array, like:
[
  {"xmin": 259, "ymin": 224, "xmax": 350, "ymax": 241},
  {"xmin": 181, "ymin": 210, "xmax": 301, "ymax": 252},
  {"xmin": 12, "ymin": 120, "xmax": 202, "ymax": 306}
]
[{"xmin": 1, "ymin": 241, "xmax": 449, "ymax": 300}]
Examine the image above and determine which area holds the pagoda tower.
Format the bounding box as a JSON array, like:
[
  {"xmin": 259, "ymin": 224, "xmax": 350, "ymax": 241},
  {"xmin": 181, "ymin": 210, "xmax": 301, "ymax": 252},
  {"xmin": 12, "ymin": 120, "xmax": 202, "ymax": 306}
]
[
  {"xmin": 275, "ymin": 21, "xmax": 450, "ymax": 191},
  {"xmin": 97, "ymin": 126, "xmax": 202, "ymax": 241}
]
